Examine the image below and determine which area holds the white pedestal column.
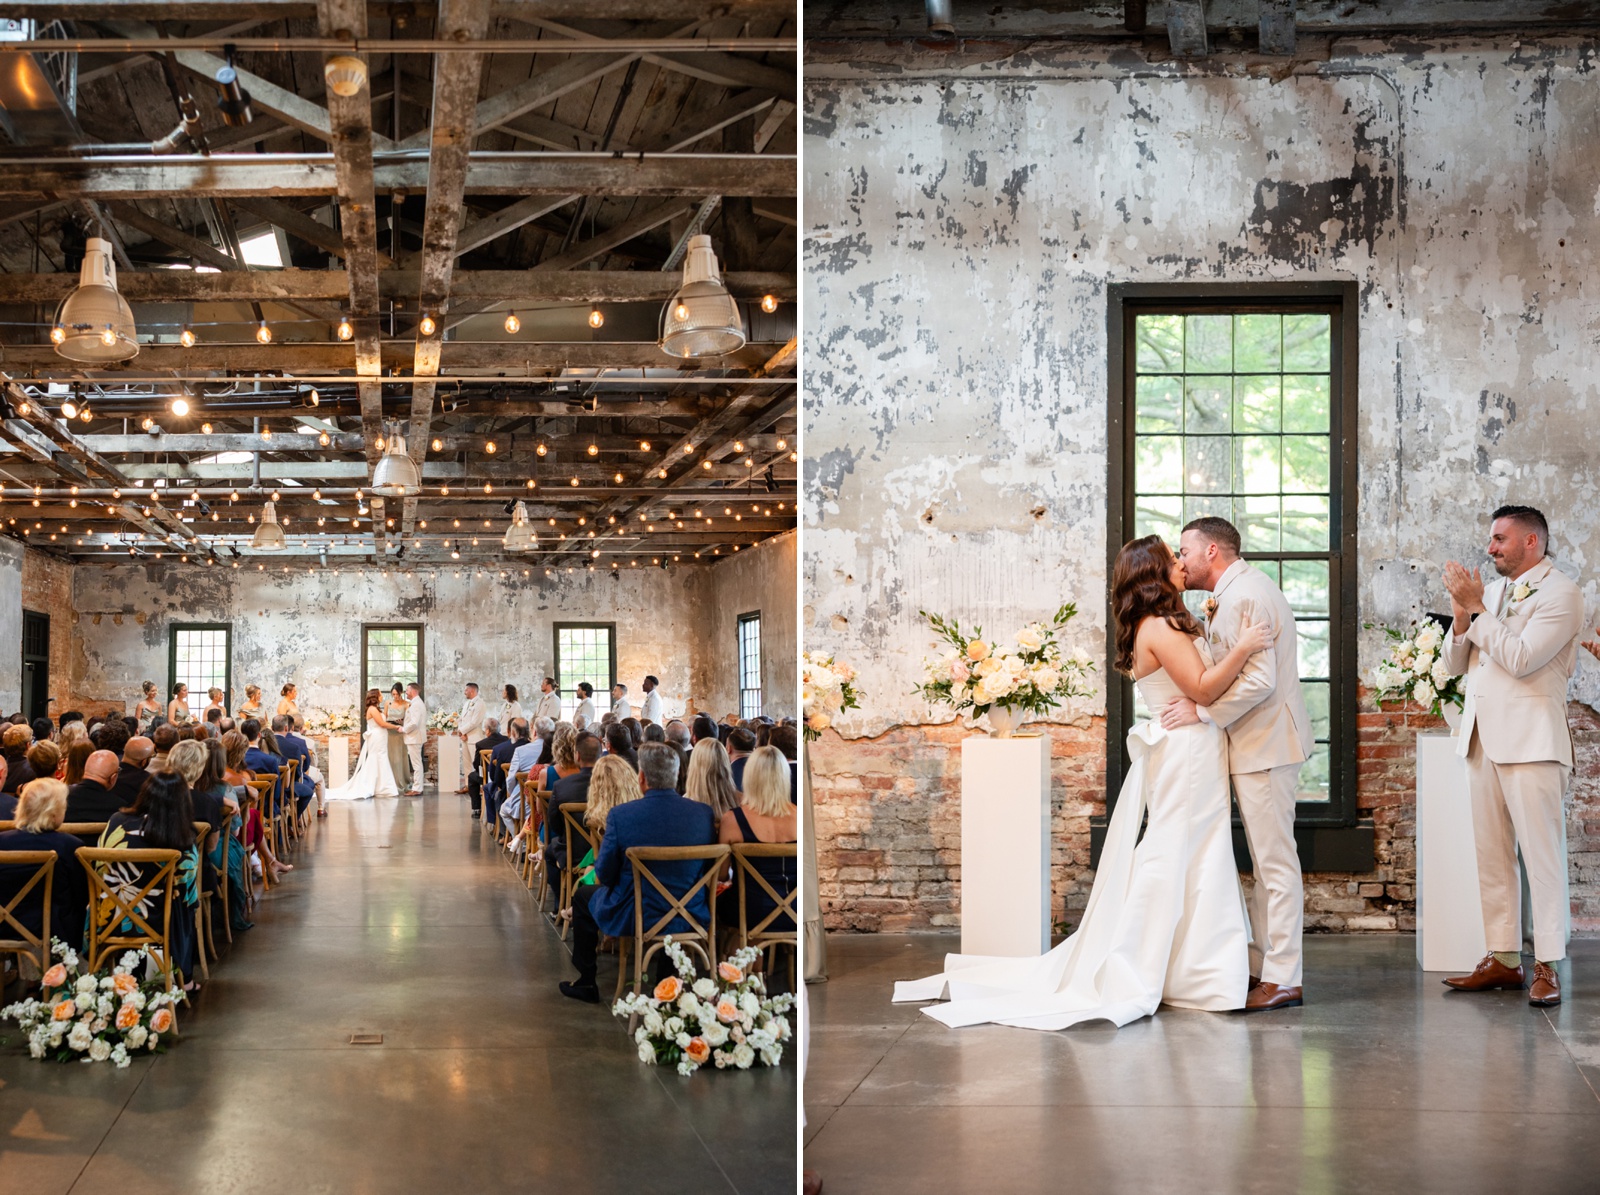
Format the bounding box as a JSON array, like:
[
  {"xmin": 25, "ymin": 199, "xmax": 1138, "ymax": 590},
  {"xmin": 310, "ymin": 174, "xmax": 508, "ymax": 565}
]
[
  {"xmin": 437, "ymin": 735, "xmax": 462, "ymax": 792},
  {"xmin": 328, "ymin": 735, "xmax": 351, "ymax": 790},
  {"xmin": 960, "ymin": 735, "xmax": 1051, "ymax": 957},
  {"xmin": 1416, "ymin": 730, "xmax": 1486, "ymax": 972}
]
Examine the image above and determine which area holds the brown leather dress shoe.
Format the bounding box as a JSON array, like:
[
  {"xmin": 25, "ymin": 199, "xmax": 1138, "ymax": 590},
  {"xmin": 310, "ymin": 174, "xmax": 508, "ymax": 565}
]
[
  {"xmin": 1244, "ymin": 982, "xmax": 1302, "ymax": 1011},
  {"xmin": 1248, "ymin": 975, "xmax": 1262, "ymax": 991},
  {"xmin": 1528, "ymin": 962, "xmax": 1561, "ymax": 1006},
  {"xmin": 1442, "ymin": 953, "xmax": 1525, "ymax": 992}
]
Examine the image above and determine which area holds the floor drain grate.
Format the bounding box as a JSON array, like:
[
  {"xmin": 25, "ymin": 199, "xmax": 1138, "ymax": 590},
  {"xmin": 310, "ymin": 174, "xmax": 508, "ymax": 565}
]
[{"xmin": 349, "ymin": 1034, "xmax": 384, "ymax": 1045}]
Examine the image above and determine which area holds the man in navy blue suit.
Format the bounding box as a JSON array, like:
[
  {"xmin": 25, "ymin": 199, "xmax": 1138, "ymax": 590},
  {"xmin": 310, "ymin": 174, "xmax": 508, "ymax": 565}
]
[
  {"xmin": 271, "ymin": 715, "xmax": 317, "ymax": 817},
  {"xmin": 240, "ymin": 718, "xmax": 283, "ymax": 814},
  {"xmin": 559, "ymin": 742, "xmax": 715, "ymax": 1003}
]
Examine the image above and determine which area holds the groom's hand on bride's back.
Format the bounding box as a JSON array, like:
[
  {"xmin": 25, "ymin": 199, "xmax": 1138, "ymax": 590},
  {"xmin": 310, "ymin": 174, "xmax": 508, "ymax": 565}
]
[{"xmin": 1160, "ymin": 698, "xmax": 1201, "ymax": 729}]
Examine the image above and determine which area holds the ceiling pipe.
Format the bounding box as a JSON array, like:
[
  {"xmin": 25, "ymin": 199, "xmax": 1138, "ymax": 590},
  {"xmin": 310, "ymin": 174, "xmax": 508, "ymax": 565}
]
[{"xmin": 926, "ymin": 0, "xmax": 955, "ymax": 35}]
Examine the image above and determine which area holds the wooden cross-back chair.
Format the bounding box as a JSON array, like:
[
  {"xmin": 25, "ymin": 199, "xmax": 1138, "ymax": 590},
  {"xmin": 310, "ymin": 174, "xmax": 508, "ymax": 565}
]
[
  {"xmin": 615, "ymin": 845, "xmax": 730, "ymax": 1009},
  {"xmin": 731, "ymin": 842, "xmax": 799, "ymax": 989},
  {"xmin": 478, "ymin": 748, "xmax": 493, "ymax": 795},
  {"xmin": 190, "ymin": 820, "xmax": 219, "ymax": 979},
  {"xmin": 244, "ymin": 778, "xmax": 277, "ymax": 890},
  {"xmin": 0, "ymin": 850, "xmax": 56, "ymax": 981},
  {"xmin": 496, "ymin": 762, "xmax": 518, "ymax": 845},
  {"xmin": 279, "ymin": 758, "xmax": 300, "ymax": 848},
  {"xmin": 77, "ymin": 846, "xmax": 179, "ymax": 992},
  {"xmin": 556, "ymin": 803, "xmax": 600, "ymax": 939},
  {"xmin": 511, "ymin": 769, "xmax": 539, "ymax": 875}
]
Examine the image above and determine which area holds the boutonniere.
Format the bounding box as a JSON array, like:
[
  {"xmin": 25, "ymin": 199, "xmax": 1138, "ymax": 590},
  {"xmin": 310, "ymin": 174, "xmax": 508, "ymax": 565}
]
[
  {"xmin": 1202, "ymin": 597, "xmax": 1219, "ymax": 622},
  {"xmin": 1507, "ymin": 582, "xmax": 1538, "ymax": 614}
]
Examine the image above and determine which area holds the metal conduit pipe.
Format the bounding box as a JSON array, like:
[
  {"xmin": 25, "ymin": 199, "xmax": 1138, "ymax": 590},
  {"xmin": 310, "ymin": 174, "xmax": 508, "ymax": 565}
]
[{"xmin": 926, "ymin": 0, "xmax": 955, "ymax": 35}]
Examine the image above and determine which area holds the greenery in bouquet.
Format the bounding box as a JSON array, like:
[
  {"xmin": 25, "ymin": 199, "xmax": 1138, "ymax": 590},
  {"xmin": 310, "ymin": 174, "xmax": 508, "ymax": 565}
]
[
  {"xmin": 612, "ymin": 939, "xmax": 794, "ymax": 1076},
  {"xmin": 802, "ymin": 651, "xmax": 859, "ymax": 741},
  {"xmin": 427, "ymin": 708, "xmax": 459, "ymax": 732},
  {"xmin": 1366, "ymin": 620, "xmax": 1465, "ymax": 715},
  {"xmin": 1, "ymin": 939, "xmax": 185, "ymax": 1065},
  {"xmin": 915, "ymin": 604, "xmax": 1097, "ymax": 717}
]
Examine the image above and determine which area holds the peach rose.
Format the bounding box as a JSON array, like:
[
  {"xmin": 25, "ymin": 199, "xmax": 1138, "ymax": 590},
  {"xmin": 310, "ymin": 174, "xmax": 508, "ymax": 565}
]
[
  {"xmin": 966, "ymin": 640, "xmax": 990, "ymax": 662},
  {"xmin": 684, "ymin": 1037, "xmax": 711, "ymax": 1065},
  {"xmin": 149, "ymin": 1007, "xmax": 174, "ymax": 1035},
  {"xmin": 115, "ymin": 1004, "xmax": 141, "ymax": 1031},
  {"xmin": 653, "ymin": 976, "xmax": 682, "ymax": 1002},
  {"xmin": 113, "ymin": 973, "xmax": 139, "ymax": 996},
  {"xmin": 42, "ymin": 963, "xmax": 67, "ymax": 989},
  {"xmin": 717, "ymin": 961, "xmax": 744, "ymax": 985},
  {"xmin": 715, "ymin": 998, "xmax": 740, "ymax": 1024},
  {"xmin": 52, "ymin": 999, "xmax": 76, "ymax": 1021}
]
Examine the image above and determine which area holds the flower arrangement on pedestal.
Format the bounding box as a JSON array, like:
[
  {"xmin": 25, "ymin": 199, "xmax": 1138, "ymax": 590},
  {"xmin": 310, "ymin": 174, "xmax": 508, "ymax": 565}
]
[
  {"xmin": 802, "ymin": 651, "xmax": 859, "ymax": 741},
  {"xmin": 612, "ymin": 939, "xmax": 794, "ymax": 1075},
  {"xmin": 1, "ymin": 939, "xmax": 186, "ymax": 1066},
  {"xmin": 305, "ymin": 707, "xmax": 358, "ymax": 735},
  {"xmin": 915, "ymin": 604, "xmax": 1097, "ymax": 737},
  {"xmin": 427, "ymin": 708, "xmax": 459, "ymax": 732},
  {"xmin": 1367, "ymin": 620, "xmax": 1465, "ymax": 717}
]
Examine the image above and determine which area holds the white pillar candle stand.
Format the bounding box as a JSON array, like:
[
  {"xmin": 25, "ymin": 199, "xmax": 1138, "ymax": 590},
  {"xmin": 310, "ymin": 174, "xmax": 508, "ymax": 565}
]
[
  {"xmin": 960, "ymin": 734, "xmax": 1052, "ymax": 957},
  {"xmin": 1415, "ymin": 730, "xmax": 1487, "ymax": 972},
  {"xmin": 328, "ymin": 735, "xmax": 351, "ymax": 790},
  {"xmin": 437, "ymin": 734, "xmax": 462, "ymax": 792}
]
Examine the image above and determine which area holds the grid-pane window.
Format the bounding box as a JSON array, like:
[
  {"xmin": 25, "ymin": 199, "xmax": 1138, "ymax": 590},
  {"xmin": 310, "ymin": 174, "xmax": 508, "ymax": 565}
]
[
  {"xmin": 364, "ymin": 625, "xmax": 423, "ymax": 699},
  {"xmin": 1130, "ymin": 311, "xmax": 1335, "ymax": 803},
  {"xmin": 738, "ymin": 613, "xmax": 763, "ymax": 720},
  {"xmin": 170, "ymin": 625, "xmax": 229, "ymax": 707},
  {"xmin": 556, "ymin": 624, "xmax": 614, "ymax": 722}
]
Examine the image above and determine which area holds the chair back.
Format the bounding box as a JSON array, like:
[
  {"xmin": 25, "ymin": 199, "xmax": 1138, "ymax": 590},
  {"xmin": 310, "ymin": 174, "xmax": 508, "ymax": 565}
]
[
  {"xmin": 626, "ymin": 844, "xmax": 729, "ymax": 969},
  {"xmin": 0, "ymin": 850, "xmax": 56, "ymax": 975},
  {"xmin": 731, "ymin": 841, "xmax": 799, "ymax": 944},
  {"xmin": 560, "ymin": 803, "xmax": 598, "ymax": 864},
  {"xmin": 77, "ymin": 846, "xmax": 179, "ymax": 983}
]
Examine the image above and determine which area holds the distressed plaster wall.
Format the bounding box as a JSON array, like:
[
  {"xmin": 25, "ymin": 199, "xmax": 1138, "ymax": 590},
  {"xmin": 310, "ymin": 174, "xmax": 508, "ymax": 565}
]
[
  {"xmin": 0, "ymin": 539, "xmax": 22, "ymax": 711},
  {"xmin": 695, "ymin": 530, "xmax": 799, "ymax": 719},
  {"xmin": 804, "ymin": 37, "xmax": 1600, "ymax": 934},
  {"xmin": 21, "ymin": 549, "xmax": 76, "ymax": 716}
]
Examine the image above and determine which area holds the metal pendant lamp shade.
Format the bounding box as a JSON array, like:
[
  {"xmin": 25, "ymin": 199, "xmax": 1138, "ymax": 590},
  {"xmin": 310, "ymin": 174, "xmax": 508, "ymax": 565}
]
[
  {"xmin": 370, "ymin": 427, "xmax": 422, "ymax": 497},
  {"xmin": 251, "ymin": 500, "xmax": 286, "ymax": 551},
  {"xmin": 55, "ymin": 238, "xmax": 139, "ymax": 363},
  {"xmin": 659, "ymin": 234, "xmax": 746, "ymax": 359},
  {"xmin": 503, "ymin": 501, "xmax": 536, "ymax": 552}
]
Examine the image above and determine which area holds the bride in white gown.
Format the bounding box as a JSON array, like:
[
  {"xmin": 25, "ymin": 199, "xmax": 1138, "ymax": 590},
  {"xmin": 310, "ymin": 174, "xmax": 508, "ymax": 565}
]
[
  {"xmin": 325, "ymin": 689, "xmax": 401, "ymax": 801},
  {"xmin": 894, "ymin": 535, "xmax": 1271, "ymax": 1030}
]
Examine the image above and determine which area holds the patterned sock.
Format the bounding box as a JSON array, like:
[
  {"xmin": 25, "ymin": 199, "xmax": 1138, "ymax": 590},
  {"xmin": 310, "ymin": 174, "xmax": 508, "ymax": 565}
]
[{"xmin": 1493, "ymin": 951, "xmax": 1523, "ymax": 969}]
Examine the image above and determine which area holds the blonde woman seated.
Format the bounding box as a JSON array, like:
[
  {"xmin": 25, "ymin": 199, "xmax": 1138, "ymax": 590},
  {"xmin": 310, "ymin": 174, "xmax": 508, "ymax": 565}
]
[
  {"xmin": 549, "ymin": 754, "xmax": 641, "ymax": 918},
  {"xmin": 685, "ymin": 737, "xmax": 741, "ymax": 824},
  {"xmin": 716, "ymin": 745, "xmax": 798, "ymax": 936},
  {"xmin": 0, "ymin": 778, "xmax": 91, "ymax": 956}
]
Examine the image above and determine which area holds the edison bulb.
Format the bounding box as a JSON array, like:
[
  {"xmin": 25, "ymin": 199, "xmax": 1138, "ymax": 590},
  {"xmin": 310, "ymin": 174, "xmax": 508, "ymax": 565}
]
[
  {"xmin": 535, "ymin": 442, "xmax": 547, "ymax": 457},
  {"xmin": 49, "ymin": 325, "xmax": 65, "ymax": 345},
  {"xmin": 761, "ymin": 293, "xmax": 779, "ymax": 313},
  {"xmin": 100, "ymin": 325, "xmax": 118, "ymax": 347},
  {"xmin": 588, "ymin": 308, "xmax": 604, "ymax": 329},
  {"xmin": 337, "ymin": 317, "xmax": 353, "ymax": 340},
  {"xmin": 171, "ymin": 397, "xmax": 190, "ymax": 417},
  {"xmin": 255, "ymin": 321, "xmax": 272, "ymax": 344},
  {"xmin": 419, "ymin": 313, "xmax": 437, "ymax": 336},
  {"xmin": 180, "ymin": 326, "xmax": 196, "ymax": 348},
  {"xmin": 503, "ymin": 311, "xmax": 520, "ymax": 334}
]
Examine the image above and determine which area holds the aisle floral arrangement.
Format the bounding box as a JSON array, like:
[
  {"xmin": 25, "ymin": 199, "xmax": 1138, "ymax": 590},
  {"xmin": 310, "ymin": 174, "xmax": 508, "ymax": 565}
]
[
  {"xmin": 1, "ymin": 940, "xmax": 185, "ymax": 1066},
  {"xmin": 304, "ymin": 707, "xmax": 359, "ymax": 735},
  {"xmin": 612, "ymin": 939, "xmax": 794, "ymax": 1076},
  {"xmin": 915, "ymin": 603, "xmax": 1097, "ymax": 719},
  {"xmin": 1366, "ymin": 620, "xmax": 1465, "ymax": 715},
  {"xmin": 427, "ymin": 708, "xmax": 460, "ymax": 732},
  {"xmin": 802, "ymin": 651, "xmax": 859, "ymax": 741}
]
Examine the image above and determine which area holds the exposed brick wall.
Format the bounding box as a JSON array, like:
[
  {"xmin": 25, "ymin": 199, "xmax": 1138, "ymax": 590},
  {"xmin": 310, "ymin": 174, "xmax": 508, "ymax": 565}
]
[
  {"xmin": 19, "ymin": 549, "xmax": 77, "ymax": 716},
  {"xmin": 811, "ymin": 691, "xmax": 1600, "ymax": 936}
]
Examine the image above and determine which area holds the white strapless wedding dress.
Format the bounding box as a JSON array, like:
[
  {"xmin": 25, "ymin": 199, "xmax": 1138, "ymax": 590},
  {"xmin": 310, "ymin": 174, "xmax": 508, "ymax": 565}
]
[
  {"xmin": 325, "ymin": 721, "xmax": 400, "ymax": 801},
  {"xmin": 893, "ymin": 642, "xmax": 1251, "ymax": 1029}
]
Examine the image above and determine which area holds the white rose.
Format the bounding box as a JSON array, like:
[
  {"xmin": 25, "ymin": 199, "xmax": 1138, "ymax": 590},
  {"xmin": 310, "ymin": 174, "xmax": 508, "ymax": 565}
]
[
  {"xmin": 702, "ymin": 1021, "xmax": 729, "ymax": 1048},
  {"xmin": 88, "ymin": 1038, "xmax": 112, "ymax": 1063},
  {"xmin": 1033, "ymin": 666, "xmax": 1060, "ymax": 692},
  {"xmin": 126, "ymin": 1025, "xmax": 148, "ymax": 1049},
  {"xmin": 112, "ymin": 1044, "xmax": 131, "ymax": 1069},
  {"xmin": 1413, "ymin": 679, "xmax": 1436, "ymax": 708},
  {"xmin": 96, "ymin": 996, "xmax": 114, "ymax": 1018},
  {"xmin": 1430, "ymin": 659, "xmax": 1453, "ymax": 690},
  {"xmin": 760, "ymin": 1045, "xmax": 782, "ymax": 1067},
  {"xmin": 741, "ymin": 992, "xmax": 761, "ymax": 1018},
  {"xmin": 1414, "ymin": 624, "xmax": 1441, "ymax": 651},
  {"xmin": 67, "ymin": 1022, "xmax": 92, "ymax": 1051},
  {"xmin": 1016, "ymin": 627, "xmax": 1043, "ymax": 651},
  {"xmin": 665, "ymin": 1016, "xmax": 683, "ymax": 1035},
  {"xmin": 731, "ymin": 1044, "xmax": 756, "ymax": 1069},
  {"xmin": 75, "ymin": 975, "xmax": 98, "ymax": 996},
  {"xmin": 127, "ymin": 991, "xmax": 146, "ymax": 1011},
  {"xmin": 100, "ymin": 976, "xmax": 116, "ymax": 990},
  {"xmin": 974, "ymin": 657, "xmax": 1001, "ymax": 678},
  {"xmin": 643, "ymin": 1011, "xmax": 664, "ymax": 1036},
  {"xmin": 1411, "ymin": 650, "xmax": 1434, "ymax": 676},
  {"xmin": 637, "ymin": 1041, "xmax": 655, "ymax": 1063},
  {"xmin": 692, "ymin": 978, "xmax": 718, "ymax": 1001},
  {"xmin": 674, "ymin": 1032, "xmax": 692, "ymax": 1050}
]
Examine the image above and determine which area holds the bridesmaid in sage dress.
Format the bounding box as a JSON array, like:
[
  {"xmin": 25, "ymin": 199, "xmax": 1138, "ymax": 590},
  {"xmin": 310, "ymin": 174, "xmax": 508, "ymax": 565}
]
[{"xmin": 383, "ymin": 684, "xmax": 413, "ymax": 792}]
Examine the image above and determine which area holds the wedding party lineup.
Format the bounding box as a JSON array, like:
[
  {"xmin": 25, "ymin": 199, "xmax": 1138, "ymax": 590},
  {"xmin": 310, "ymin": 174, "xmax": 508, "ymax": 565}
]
[{"xmin": 4, "ymin": 3, "xmax": 1600, "ymax": 1194}]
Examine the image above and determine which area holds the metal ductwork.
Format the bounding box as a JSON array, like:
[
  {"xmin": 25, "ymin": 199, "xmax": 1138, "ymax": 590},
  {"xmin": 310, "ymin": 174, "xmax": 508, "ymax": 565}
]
[{"xmin": 0, "ymin": 19, "xmax": 79, "ymax": 145}]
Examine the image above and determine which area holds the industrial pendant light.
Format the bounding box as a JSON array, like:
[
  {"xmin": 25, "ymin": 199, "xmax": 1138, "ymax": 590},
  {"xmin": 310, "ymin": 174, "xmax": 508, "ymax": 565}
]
[
  {"xmin": 251, "ymin": 500, "xmax": 286, "ymax": 551},
  {"xmin": 659, "ymin": 234, "xmax": 745, "ymax": 359},
  {"xmin": 54, "ymin": 237, "xmax": 139, "ymax": 363},
  {"xmin": 503, "ymin": 501, "xmax": 536, "ymax": 552},
  {"xmin": 370, "ymin": 421, "xmax": 422, "ymax": 497}
]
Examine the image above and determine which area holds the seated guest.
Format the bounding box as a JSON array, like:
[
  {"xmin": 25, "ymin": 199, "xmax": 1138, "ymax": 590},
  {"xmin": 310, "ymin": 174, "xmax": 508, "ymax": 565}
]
[
  {"xmin": 769, "ymin": 724, "xmax": 799, "ymax": 802},
  {"xmin": 622, "ymin": 716, "xmax": 643, "ymax": 752},
  {"xmin": 58, "ymin": 710, "xmax": 85, "ymax": 734},
  {"xmin": 224, "ymin": 729, "xmax": 288, "ymax": 884},
  {"xmin": 484, "ymin": 723, "xmax": 519, "ymax": 827},
  {"xmin": 643, "ymin": 723, "xmax": 666, "ymax": 744},
  {"xmin": 717, "ymin": 746, "xmax": 799, "ymax": 934},
  {"xmin": 554, "ymin": 754, "xmax": 642, "ymax": 891},
  {"xmin": 149, "ymin": 723, "xmax": 181, "ymax": 771},
  {"xmin": 61, "ymin": 739, "xmax": 93, "ymax": 787},
  {"xmin": 217, "ymin": 716, "xmax": 236, "ymax": 735},
  {"xmin": 270, "ymin": 715, "xmax": 317, "ymax": 817},
  {"xmin": 544, "ymin": 732, "xmax": 601, "ymax": 871},
  {"xmin": 240, "ymin": 718, "xmax": 282, "ymax": 801},
  {"xmin": 604, "ymin": 722, "xmax": 639, "ymax": 775},
  {"xmin": 497, "ymin": 719, "xmax": 541, "ymax": 834},
  {"xmin": 690, "ymin": 713, "xmax": 719, "ymax": 747},
  {"xmin": 538, "ymin": 724, "xmax": 579, "ymax": 793},
  {"xmin": 0, "ymin": 778, "xmax": 91, "ymax": 952},
  {"xmin": 0, "ymin": 758, "xmax": 10, "ymax": 818},
  {"xmin": 665, "ymin": 720, "xmax": 693, "ymax": 794},
  {"xmin": 65, "ymin": 749, "xmax": 125, "ymax": 827},
  {"xmin": 2, "ymin": 724, "xmax": 35, "ymax": 793},
  {"xmin": 686, "ymin": 737, "xmax": 741, "ymax": 823},
  {"xmin": 205, "ymin": 707, "xmax": 224, "ymax": 733},
  {"xmin": 466, "ymin": 717, "xmax": 507, "ymax": 819},
  {"xmin": 559, "ymin": 743, "xmax": 715, "ymax": 1003},
  {"xmin": 31, "ymin": 716, "xmax": 55, "ymax": 744},
  {"xmin": 166, "ymin": 738, "xmax": 232, "ymax": 848},
  {"xmin": 285, "ymin": 717, "xmax": 325, "ymax": 816},
  {"xmin": 26, "ymin": 740, "xmax": 61, "ymax": 786},
  {"xmin": 101, "ymin": 771, "xmax": 202, "ymax": 990},
  {"xmin": 727, "ymin": 726, "xmax": 758, "ymax": 790}
]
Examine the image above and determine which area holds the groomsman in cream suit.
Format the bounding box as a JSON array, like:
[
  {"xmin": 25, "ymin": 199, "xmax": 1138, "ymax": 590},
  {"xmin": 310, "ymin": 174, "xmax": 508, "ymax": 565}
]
[
  {"xmin": 1441, "ymin": 505, "xmax": 1584, "ymax": 1006},
  {"xmin": 1163, "ymin": 516, "xmax": 1314, "ymax": 1012},
  {"xmin": 455, "ymin": 683, "xmax": 485, "ymax": 794},
  {"xmin": 535, "ymin": 677, "xmax": 562, "ymax": 725},
  {"xmin": 401, "ymin": 682, "xmax": 428, "ymax": 796}
]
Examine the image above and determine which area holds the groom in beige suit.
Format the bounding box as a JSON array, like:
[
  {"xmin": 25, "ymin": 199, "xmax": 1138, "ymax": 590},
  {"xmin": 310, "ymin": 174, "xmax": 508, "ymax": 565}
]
[
  {"xmin": 1162, "ymin": 516, "xmax": 1314, "ymax": 1012},
  {"xmin": 1441, "ymin": 505, "xmax": 1584, "ymax": 1006}
]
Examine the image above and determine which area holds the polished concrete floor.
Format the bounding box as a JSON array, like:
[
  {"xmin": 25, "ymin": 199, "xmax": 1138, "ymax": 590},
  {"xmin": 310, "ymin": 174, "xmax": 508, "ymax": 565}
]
[
  {"xmin": 0, "ymin": 793, "xmax": 795, "ymax": 1195},
  {"xmin": 804, "ymin": 934, "xmax": 1600, "ymax": 1195}
]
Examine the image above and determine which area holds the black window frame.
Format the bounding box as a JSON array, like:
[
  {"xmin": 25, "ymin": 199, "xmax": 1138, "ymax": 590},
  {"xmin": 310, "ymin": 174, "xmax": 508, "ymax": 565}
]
[
  {"xmin": 553, "ymin": 622, "xmax": 617, "ymax": 721},
  {"xmin": 737, "ymin": 611, "xmax": 763, "ymax": 719},
  {"xmin": 360, "ymin": 622, "xmax": 426, "ymax": 706},
  {"xmin": 1103, "ymin": 280, "xmax": 1370, "ymax": 873},
  {"xmin": 168, "ymin": 621, "xmax": 232, "ymax": 713}
]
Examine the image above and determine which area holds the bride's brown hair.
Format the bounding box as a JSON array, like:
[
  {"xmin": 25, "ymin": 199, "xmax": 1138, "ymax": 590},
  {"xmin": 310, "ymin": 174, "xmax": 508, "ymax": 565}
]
[
  {"xmin": 1112, "ymin": 535, "xmax": 1203, "ymax": 675},
  {"xmin": 364, "ymin": 689, "xmax": 381, "ymax": 710}
]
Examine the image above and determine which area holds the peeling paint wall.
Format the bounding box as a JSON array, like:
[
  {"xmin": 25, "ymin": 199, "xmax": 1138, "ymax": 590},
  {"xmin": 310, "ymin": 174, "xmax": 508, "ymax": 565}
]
[
  {"xmin": 695, "ymin": 530, "xmax": 799, "ymax": 719},
  {"xmin": 804, "ymin": 37, "xmax": 1600, "ymax": 932},
  {"xmin": 21, "ymin": 549, "xmax": 76, "ymax": 716}
]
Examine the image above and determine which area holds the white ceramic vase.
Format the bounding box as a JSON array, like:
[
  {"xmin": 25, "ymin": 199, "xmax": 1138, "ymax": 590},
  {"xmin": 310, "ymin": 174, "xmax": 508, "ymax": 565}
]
[
  {"xmin": 1442, "ymin": 703, "xmax": 1462, "ymax": 735},
  {"xmin": 984, "ymin": 704, "xmax": 1025, "ymax": 738}
]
